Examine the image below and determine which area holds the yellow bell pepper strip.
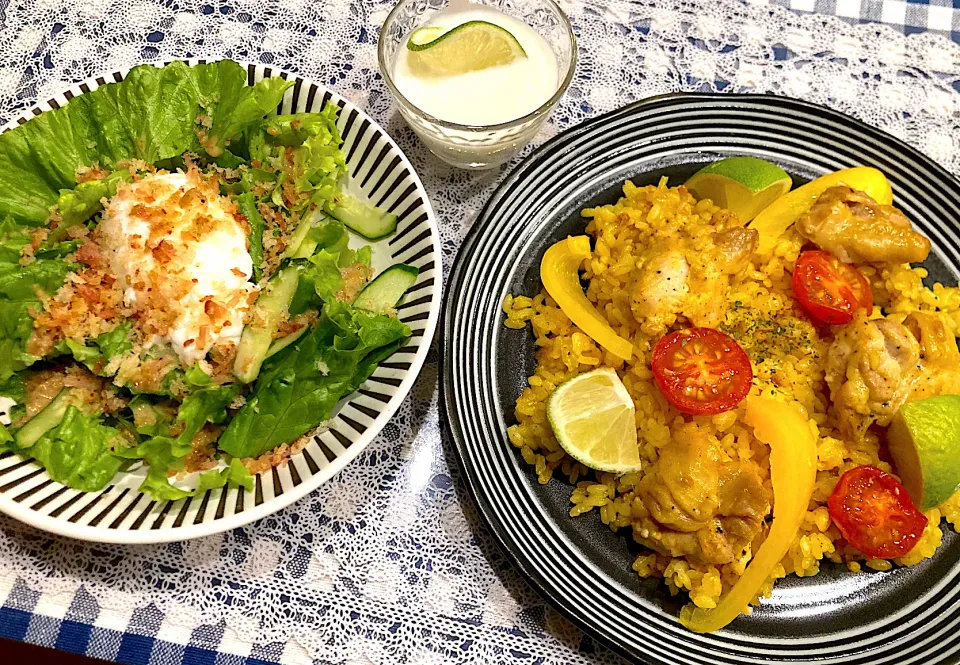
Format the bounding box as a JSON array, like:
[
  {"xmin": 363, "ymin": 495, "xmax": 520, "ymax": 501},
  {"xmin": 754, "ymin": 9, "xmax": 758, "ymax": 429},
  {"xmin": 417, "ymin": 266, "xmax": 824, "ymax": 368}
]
[
  {"xmin": 540, "ymin": 236, "xmax": 633, "ymax": 361},
  {"xmin": 679, "ymin": 396, "xmax": 817, "ymax": 633},
  {"xmin": 750, "ymin": 167, "xmax": 893, "ymax": 254}
]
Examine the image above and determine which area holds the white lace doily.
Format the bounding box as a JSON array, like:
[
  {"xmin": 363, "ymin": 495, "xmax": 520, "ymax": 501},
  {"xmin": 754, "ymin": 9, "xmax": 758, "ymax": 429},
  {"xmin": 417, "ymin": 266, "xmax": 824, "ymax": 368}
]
[{"xmin": 1, "ymin": 1, "xmax": 959, "ymax": 663}]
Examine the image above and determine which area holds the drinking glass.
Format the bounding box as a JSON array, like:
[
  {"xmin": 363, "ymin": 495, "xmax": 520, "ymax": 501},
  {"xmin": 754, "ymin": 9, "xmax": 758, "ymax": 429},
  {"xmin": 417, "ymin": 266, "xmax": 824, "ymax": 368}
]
[{"xmin": 378, "ymin": 0, "xmax": 577, "ymax": 170}]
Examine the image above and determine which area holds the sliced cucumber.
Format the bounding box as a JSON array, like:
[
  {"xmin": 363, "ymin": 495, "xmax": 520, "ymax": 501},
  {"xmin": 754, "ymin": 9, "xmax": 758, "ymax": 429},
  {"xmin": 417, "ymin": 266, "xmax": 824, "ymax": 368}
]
[
  {"xmin": 233, "ymin": 266, "xmax": 300, "ymax": 383},
  {"xmin": 286, "ymin": 213, "xmax": 334, "ymax": 260},
  {"xmin": 265, "ymin": 326, "xmax": 308, "ymax": 359},
  {"xmin": 283, "ymin": 215, "xmax": 317, "ymax": 260},
  {"xmin": 353, "ymin": 264, "xmax": 419, "ymax": 314},
  {"xmin": 330, "ymin": 174, "xmax": 398, "ymax": 241},
  {"xmin": 14, "ymin": 388, "xmax": 74, "ymax": 448}
]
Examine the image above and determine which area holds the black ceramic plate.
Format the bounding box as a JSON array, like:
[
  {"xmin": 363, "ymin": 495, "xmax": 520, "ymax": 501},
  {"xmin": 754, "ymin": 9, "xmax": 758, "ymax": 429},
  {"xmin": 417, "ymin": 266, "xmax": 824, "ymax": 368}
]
[{"xmin": 441, "ymin": 94, "xmax": 960, "ymax": 664}]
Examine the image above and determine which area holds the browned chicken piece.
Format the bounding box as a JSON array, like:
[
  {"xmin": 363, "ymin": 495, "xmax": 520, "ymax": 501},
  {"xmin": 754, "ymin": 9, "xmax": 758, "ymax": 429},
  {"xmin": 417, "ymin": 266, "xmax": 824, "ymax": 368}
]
[
  {"xmin": 629, "ymin": 228, "xmax": 758, "ymax": 333},
  {"xmin": 697, "ymin": 468, "xmax": 770, "ymax": 565},
  {"xmin": 705, "ymin": 227, "xmax": 759, "ymax": 275},
  {"xmin": 630, "ymin": 247, "xmax": 690, "ymax": 333},
  {"xmin": 826, "ymin": 315, "xmax": 922, "ymax": 438},
  {"xmin": 639, "ymin": 426, "xmax": 720, "ymax": 534},
  {"xmin": 827, "ymin": 311, "xmax": 960, "ymax": 439},
  {"xmin": 796, "ymin": 186, "xmax": 931, "ymax": 264},
  {"xmin": 636, "ymin": 425, "xmax": 771, "ymax": 565},
  {"xmin": 901, "ymin": 311, "xmax": 960, "ymax": 401}
]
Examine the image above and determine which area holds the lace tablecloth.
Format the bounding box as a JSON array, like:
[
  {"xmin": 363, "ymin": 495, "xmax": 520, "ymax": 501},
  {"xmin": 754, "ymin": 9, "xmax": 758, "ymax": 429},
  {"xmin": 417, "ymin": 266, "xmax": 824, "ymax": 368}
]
[{"xmin": 1, "ymin": 1, "xmax": 960, "ymax": 664}]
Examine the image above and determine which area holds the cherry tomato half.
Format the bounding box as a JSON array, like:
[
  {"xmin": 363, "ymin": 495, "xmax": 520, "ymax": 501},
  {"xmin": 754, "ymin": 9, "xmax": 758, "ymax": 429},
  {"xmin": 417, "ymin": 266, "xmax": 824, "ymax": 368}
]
[
  {"xmin": 827, "ymin": 465, "xmax": 927, "ymax": 559},
  {"xmin": 792, "ymin": 250, "xmax": 873, "ymax": 325},
  {"xmin": 651, "ymin": 327, "xmax": 753, "ymax": 415}
]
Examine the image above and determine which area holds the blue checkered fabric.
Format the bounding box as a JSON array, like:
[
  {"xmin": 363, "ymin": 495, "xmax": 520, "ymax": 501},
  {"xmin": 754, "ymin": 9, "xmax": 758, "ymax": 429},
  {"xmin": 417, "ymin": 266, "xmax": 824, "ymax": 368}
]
[
  {"xmin": 1, "ymin": 580, "xmax": 300, "ymax": 664},
  {"xmin": 759, "ymin": 0, "xmax": 960, "ymax": 41}
]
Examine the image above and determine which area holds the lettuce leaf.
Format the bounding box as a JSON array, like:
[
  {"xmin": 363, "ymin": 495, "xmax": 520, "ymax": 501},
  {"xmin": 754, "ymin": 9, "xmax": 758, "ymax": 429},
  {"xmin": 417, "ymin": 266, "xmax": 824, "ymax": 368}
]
[
  {"xmin": 51, "ymin": 170, "xmax": 133, "ymax": 238},
  {"xmin": 250, "ymin": 105, "xmax": 346, "ymax": 215},
  {"xmin": 184, "ymin": 363, "xmax": 214, "ymax": 387},
  {"xmin": 291, "ymin": 250, "xmax": 344, "ymax": 314},
  {"xmin": 28, "ymin": 406, "xmax": 126, "ymax": 492},
  {"xmin": 217, "ymin": 302, "xmax": 409, "ymax": 459},
  {"xmin": 0, "ymin": 373, "xmax": 26, "ymax": 425},
  {"xmin": 138, "ymin": 465, "xmax": 193, "ymax": 501},
  {"xmin": 220, "ymin": 167, "xmax": 278, "ymax": 197},
  {"xmin": 196, "ymin": 458, "xmax": 254, "ymax": 493},
  {"xmin": 0, "ymin": 372, "xmax": 25, "ymax": 403},
  {"xmin": 260, "ymin": 113, "xmax": 338, "ymax": 147},
  {"xmin": 0, "ymin": 226, "xmax": 79, "ymax": 382},
  {"xmin": 129, "ymin": 396, "xmax": 176, "ymax": 437},
  {"xmin": 178, "ymin": 384, "xmax": 240, "ymax": 434},
  {"xmin": 288, "ymin": 216, "xmax": 372, "ymax": 315},
  {"xmin": 235, "ymin": 192, "xmax": 265, "ymax": 282},
  {"xmin": 200, "ymin": 72, "xmax": 292, "ymax": 159},
  {"xmin": 0, "ymin": 217, "xmax": 30, "ymax": 263},
  {"xmin": 117, "ymin": 383, "xmax": 240, "ymax": 500},
  {"xmin": 0, "ymin": 60, "xmax": 293, "ymax": 226},
  {"xmin": 59, "ymin": 320, "xmax": 133, "ymax": 375},
  {"xmin": 0, "ymin": 105, "xmax": 96, "ymax": 225}
]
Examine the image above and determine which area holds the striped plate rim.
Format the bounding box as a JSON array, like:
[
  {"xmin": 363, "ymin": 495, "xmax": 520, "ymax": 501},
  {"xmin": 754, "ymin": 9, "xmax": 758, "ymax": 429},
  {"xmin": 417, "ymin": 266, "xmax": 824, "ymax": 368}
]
[
  {"xmin": 441, "ymin": 93, "xmax": 960, "ymax": 664},
  {"xmin": 0, "ymin": 60, "xmax": 442, "ymax": 544}
]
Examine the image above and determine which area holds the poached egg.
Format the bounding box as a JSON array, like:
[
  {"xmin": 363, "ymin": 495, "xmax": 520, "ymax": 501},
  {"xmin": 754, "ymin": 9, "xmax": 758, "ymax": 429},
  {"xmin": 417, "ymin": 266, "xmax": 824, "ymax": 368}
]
[{"xmin": 98, "ymin": 169, "xmax": 257, "ymax": 367}]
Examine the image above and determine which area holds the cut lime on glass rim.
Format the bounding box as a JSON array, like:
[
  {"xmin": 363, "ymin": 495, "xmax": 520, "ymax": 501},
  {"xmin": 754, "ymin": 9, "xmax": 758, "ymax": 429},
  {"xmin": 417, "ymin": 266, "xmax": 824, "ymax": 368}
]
[
  {"xmin": 685, "ymin": 156, "xmax": 793, "ymax": 223},
  {"xmin": 409, "ymin": 26, "xmax": 444, "ymax": 46},
  {"xmin": 406, "ymin": 20, "xmax": 527, "ymax": 76},
  {"xmin": 547, "ymin": 368, "xmax": 641, "ymax": 474}
]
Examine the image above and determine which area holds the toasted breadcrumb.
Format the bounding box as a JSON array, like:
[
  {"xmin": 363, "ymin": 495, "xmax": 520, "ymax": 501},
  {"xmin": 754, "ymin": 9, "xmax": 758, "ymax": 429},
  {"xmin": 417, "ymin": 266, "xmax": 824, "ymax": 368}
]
[
  {"xmin": 180, "ymin": 424, "xmax": 222, "ymax": 475},
  {"xmin": 75, "ymin": 164, "xmax": 110, "ymax": 183},
  {"xmin": 336, "ymin": 262, "xmax": 373, "ymax": 303},
  {"xmin": 19, "ymin": 365, "xmax": 128, "ymax": 425},
  {"xmin": 241, "ymin": 431, "xmax": 318, "ymax": 476}
]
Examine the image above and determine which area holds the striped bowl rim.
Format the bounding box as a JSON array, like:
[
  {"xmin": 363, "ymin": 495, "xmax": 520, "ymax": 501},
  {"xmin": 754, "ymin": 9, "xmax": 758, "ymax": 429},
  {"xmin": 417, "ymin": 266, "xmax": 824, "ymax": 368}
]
[{"xmin": 0, "ymin": 60, "xmax": 442, "ymax": 544}]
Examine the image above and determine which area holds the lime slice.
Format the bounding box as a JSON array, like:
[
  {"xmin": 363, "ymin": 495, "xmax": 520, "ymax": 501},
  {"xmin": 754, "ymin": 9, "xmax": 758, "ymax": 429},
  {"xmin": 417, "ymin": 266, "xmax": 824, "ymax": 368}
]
[
  {"xmin": 409, "ymin": 26, "xmax": 444, "ymax": 46},
  {"xmin": 888, "ymin": 395, "xmax": 960, "ymax": 510},
  {"xmin": 685, "ymin": 157, "xmax": 793, "ymax": 223},
  {"xmin": 406, "ymin": 20, "xmax": 527, "ymax": 76},
  {"xmin": 547, "ymin": 368, "xmax": 641, "ymax": 474}
]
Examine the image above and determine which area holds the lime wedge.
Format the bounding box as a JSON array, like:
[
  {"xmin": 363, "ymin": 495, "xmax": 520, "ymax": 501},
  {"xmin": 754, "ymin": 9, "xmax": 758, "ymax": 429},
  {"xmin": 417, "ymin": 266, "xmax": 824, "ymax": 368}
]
[
  {"xmin": 547, "ymin": 368, "xmax": 641, "ymax": 474},
  {"xmin": 888, "ymin": 395, "xmax": 960, "ymax": 510},
  {"xmin": 685, "ymin": 157, "xmax": 793, "ymax": 223},
  {"xmin": 406, "ymin": 20, "xmax": 527, "ymax": 76}
]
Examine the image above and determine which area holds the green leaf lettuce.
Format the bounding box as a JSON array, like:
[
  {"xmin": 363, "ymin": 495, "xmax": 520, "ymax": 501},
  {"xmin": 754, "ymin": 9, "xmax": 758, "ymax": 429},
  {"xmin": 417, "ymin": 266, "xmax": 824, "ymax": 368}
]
[
  {"xmin": 118, "ymin": 383, "xmax": 240, "ymax": 500},
  {"xmin": 0, "ymin": 60, "xmax": 292, "ymax": 226},
  {"xmin": 0, "ymin": 221, "xmax": 79, "ymax": 382},
  {"xmin": 59, "ymin": 320, "xmax": 134, "ymax": 376},
  {"xmin": 218, "ymin": 302, "xmax": 409, "ymax": 459},
  {"xmin": 28, "ymin": 406, "xmax": 126, "ymax": 492}
]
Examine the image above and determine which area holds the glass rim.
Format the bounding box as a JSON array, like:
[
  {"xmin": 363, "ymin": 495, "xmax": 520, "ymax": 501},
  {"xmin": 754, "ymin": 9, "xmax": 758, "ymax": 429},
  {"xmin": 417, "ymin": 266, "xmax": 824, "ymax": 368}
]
[{"xmin": 376, "ymin": 0, "xmax": 578, "ymax": 132}]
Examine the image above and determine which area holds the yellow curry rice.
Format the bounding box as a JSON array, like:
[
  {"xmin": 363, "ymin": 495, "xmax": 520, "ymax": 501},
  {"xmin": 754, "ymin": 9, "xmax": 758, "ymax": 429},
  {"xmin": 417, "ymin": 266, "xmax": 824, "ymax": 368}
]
[{"xmin": 503, "ymin": 178, "xmax": 960, "ymax": 610}]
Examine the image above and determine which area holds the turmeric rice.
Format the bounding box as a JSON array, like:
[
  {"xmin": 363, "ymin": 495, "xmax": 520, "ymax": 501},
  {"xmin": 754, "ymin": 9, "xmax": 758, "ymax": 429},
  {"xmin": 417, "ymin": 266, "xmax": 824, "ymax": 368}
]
[{"xmin": 503, "ymin": 178, "xmax": 960, "ymax": 611}]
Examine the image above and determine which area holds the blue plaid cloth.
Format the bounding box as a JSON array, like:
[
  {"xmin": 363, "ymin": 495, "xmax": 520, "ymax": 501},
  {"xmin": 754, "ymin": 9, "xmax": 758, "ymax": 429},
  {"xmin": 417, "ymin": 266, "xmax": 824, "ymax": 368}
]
[
  {"xmin": 2, "ymin": 581, "xmax": 264, "ymax": 664},
  {"xmin": 762, "ymin": 0, "xmax": 960, "ymax": 40},
  {"xmin": 2, "ymin": 0, "xmax": 959, "ymax": 663},
  {"xmin": 1, "ymin": 579, "xmax": 294, "ymax": 664}
]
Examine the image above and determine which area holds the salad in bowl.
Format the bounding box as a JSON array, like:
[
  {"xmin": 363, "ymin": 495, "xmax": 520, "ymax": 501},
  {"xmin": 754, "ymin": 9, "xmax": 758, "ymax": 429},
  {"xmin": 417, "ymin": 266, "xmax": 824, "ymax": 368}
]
[{"xmin": 0, "ymin": 60, "xmax": 419, "ymax": 502}]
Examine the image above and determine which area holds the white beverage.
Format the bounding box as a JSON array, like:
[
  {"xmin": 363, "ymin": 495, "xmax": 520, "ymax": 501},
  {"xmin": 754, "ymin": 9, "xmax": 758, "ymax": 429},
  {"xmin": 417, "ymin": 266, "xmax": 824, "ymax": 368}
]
[{"xmin": 391, "ymin": 5, "xmax": 560, "ymax": 126}]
